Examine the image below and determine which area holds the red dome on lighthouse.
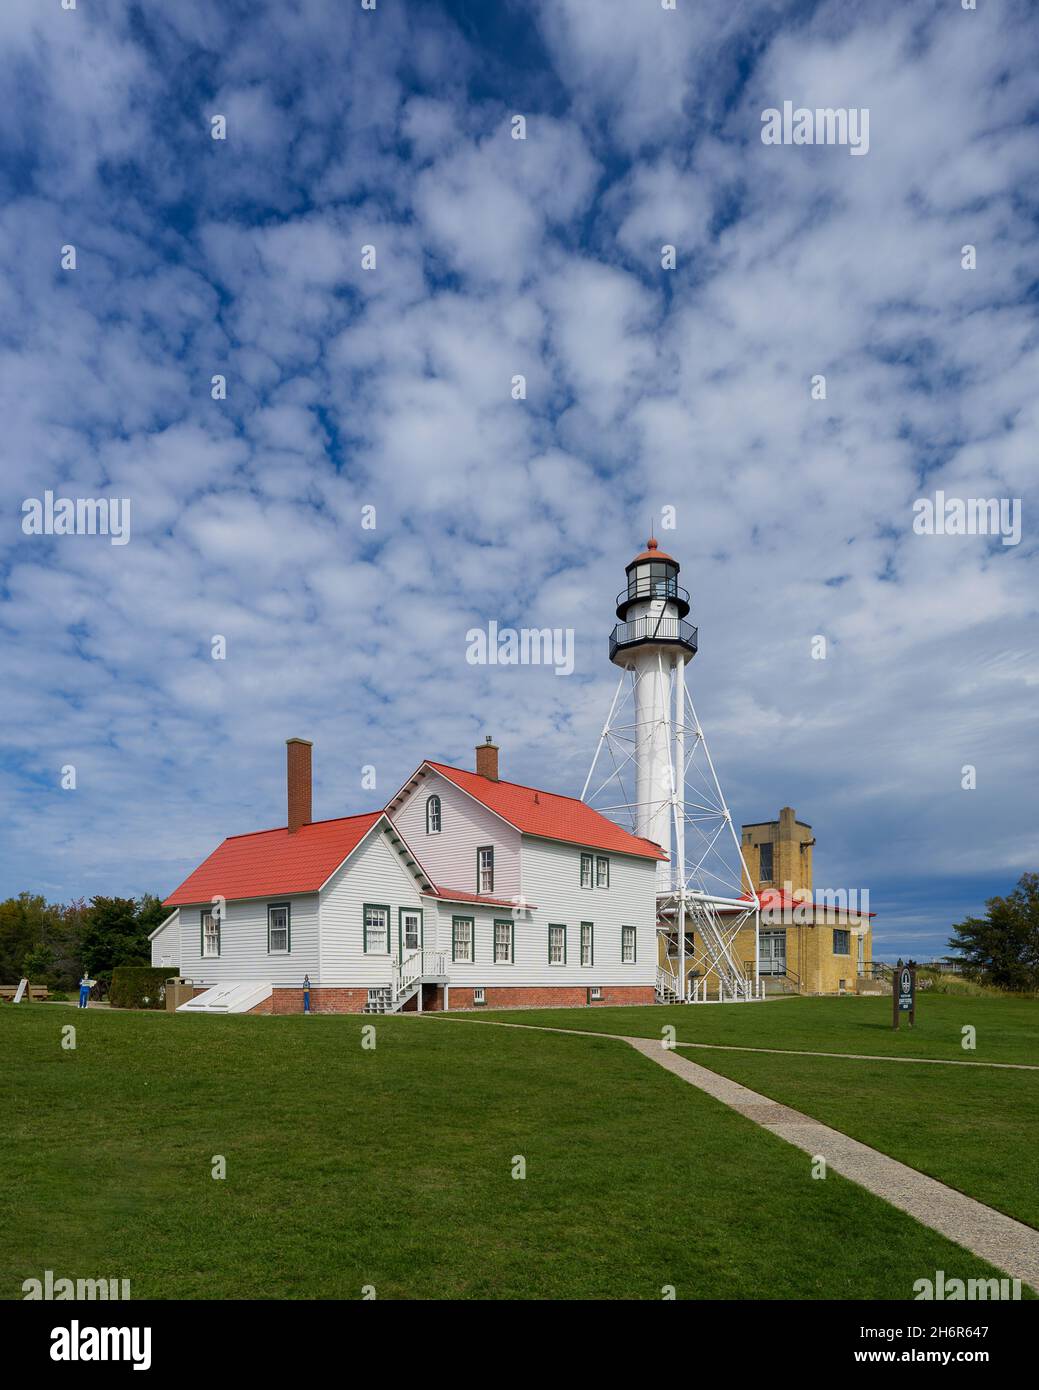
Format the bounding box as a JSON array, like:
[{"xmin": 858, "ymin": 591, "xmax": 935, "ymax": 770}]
[{"xmin": 627, "ymin": 535, "xmax": 677, "ymax": 567}]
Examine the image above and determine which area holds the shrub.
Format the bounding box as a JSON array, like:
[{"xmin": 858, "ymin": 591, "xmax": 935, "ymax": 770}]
[{"xmin": 109, "ymin": 966, "xmax": 176, "ymax": 1010}]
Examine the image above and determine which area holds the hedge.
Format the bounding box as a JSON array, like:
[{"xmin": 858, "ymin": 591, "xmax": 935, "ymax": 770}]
[{"xmin": 109, "ymin": 966, "xmax": 176, "ymax": 1010}]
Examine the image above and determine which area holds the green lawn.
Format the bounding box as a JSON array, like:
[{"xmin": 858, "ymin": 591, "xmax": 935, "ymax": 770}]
[
  {"xmin": 664, "ymin": 1049, "xmax": 1039, "ymax": 1231},
  {"xmin": 473, "ymin": 993, "xmax": 1039, "ymax": 1065},
  {"xmin": 0, "ymin": 1005, "xmax": 1028, "ymax": 1300}
]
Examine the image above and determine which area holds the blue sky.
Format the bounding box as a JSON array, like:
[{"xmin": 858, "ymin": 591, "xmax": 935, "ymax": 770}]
[{"xmin": 1, "ymin": 0, "xmax": 1036, "ymax": 959}]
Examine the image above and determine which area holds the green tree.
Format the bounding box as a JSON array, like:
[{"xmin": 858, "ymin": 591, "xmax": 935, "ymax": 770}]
[
  {"xmin": 78, "ymin": 897, "xmax": 152, "ymax": 979},
  {"xmin": 0, "ymin": 894, "xmax": 61, "ymax": 985},
  {"xmin": 949, "ymin": 873, "xmax": 1039, "ymax": 991}
]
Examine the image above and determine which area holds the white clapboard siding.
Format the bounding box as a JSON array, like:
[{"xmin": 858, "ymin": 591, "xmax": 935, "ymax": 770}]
[
  {"xmin": 319, "ymin": 824, "xmax": 429, "ymax": 984},
  {"xmin": 391, "ymin": 768, "xmax": 522, "ymax": 901},
  {"xmin": 149, "ymin": 911, "xmax": 181, "ymax": 969},
  {"xmin": 176, "ymin": 892, "xmax": 319, "ymax": 985},
  {"xmin": 436, "ymin": 836, "xmax": 657, "ymax": 988}
]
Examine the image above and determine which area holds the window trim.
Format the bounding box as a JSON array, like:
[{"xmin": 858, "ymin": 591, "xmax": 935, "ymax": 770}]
[
  {"xmin": 200, "ymin": 907, "xmax": 220, "ymax": 959},
  {"xmin": 363, "ymin": 902, "xmax": 391, "ymax": 954},
  {"xmin": 580, "ymin": 853, "xmax": 593, "ymax": 889},
  {"xmin": 548, "ymin": 923, "xmax": 567, "ymax": 967},
  {"xmin": 596, "ymin": 856, "xmax": 610, "ymax": 889},
  {"xmin": 451, "ymin": 915, "xmax": 475, "ymax": 964},
  {"xmin": 267, "ymin": 902, "xmax": 291, "ymax": 955},
  {"xmin": 425, "ymin": 794, "xmax": 442, "ymax": 834},
  {"xmin": 398, "ymin": 906, "xmax": 424, "ymax": 958},
  {"xmin": 493, "ymin": 917, "xmax": 514, "ymax": 965},
  {"xmin": 621, "ymin": 925, "xmax": 637, "ymax": 964},
  {"xmin": 476, "ymin": 845, "xmax": 495, "ymax": 895},
  {"xmin": 580, "ymin": 921, "xmax": 594, "ymax": 968}
]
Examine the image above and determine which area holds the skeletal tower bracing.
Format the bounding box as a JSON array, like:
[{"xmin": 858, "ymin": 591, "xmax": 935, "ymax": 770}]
[{"xmin": 582, "ymin": 539, "xmax": 761, "ymax": 1001}]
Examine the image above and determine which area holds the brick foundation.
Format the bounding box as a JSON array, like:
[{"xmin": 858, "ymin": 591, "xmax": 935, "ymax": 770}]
[
  {"xmin": 205, "ymin": 983, "xmax": 657, "ymax": 1016},
  {"xmin": 246, "ymin": 987, "xmax": 371, "ymax": 1015},
  {"xmin": 428, "ymin": 985, "xmax": 655, "ymax": 1011}
]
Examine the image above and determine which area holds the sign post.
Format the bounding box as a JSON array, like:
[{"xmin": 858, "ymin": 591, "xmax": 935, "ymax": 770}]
[{"xmin": 892, "ymin": 958, "xmax": 916, "ymax": 1029}]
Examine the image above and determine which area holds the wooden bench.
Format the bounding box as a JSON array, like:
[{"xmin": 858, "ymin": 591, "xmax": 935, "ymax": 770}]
[{"xmin": 0, "ymin": 984, "xmax": 50, "ymax": 1001}]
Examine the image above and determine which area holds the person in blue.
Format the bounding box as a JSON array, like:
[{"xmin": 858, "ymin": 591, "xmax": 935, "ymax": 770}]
[
  {"xmin": 78, "ymin": 975, "xmax": 91, "ymax": 1009},
  {"xmin": 303, "ymin": 974, "xmax": 312, "ymax": 1015}
]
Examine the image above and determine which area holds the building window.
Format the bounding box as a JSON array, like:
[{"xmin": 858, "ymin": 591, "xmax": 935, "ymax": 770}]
[
  {"xmin": 833, "ymin": 929, "xmax": 851, "ymax": 956},
  {"xmin": 580, "ymin": 853, "xmax": 593, "ymax": 889},
  {"xmin": 268, "ymin": 903, "xmax": 290, "ymax": 954},
  {"xmin": 364, "ymin": 903, "xmax": 390, "ymax": 954},
  {"xmin": 665, "ymin": 931, "xmax": 695, "ymax": 960},
  {"xmin": 493, "ymin": 919, "xmax": 513, "ymax": 964},
  {"xmin": 589, "ymin": 986, "xmax": 602, "ymax": 1002},
  {"xmin": 473, "ymin": 987, "xmax": 486, "ymax": 1006},
  {"xmin": 426, "ymin": 795, "xmax": 442, "ymax": 834},
  {"xmin": 596, "ymin": 857, "xmax": 610, "ymax": 889},
  {"xmin": 580, "ymin": 922, "xmax": 594, "ymax": 967},
  {"xmin": 621, "ymin": 926, "xmax": 636, "ymax": 963},
  {"xmin": 758, "ymin": 841, "xmax": 774, "ymax": 883},
  {"xmin": 201, "ymin": 909, "xmax": 220, "ymax": 958},
  {"xmin": 452, "ymin": 917, "xmax": 474, "ymax": 963},
  {"xmin": 548, "ymin": 925, "xmax": 566, "ymax": 966},
  {"xmin": 477, "ymin": 846, "xmax": 495, "ymax": 894}
]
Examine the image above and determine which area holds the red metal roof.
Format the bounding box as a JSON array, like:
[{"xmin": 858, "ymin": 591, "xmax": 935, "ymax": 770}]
[
  {"xmin": 423, "ymin": 887, "xmax": 537, "ymax": 910},
  {"xmin": 163, "ymin": 812, "xmax": 384, "ymax": 907},
  {"xmin": 424, "ymin": 762, "xmax": 668, "ymax": 860},
  {"xmin": 628, "ymin": 536, "xmax": 676, "ymax": 566},
  {"xmin": 735, "ymin": 887, "xmax": 875, "ymax": 918}
]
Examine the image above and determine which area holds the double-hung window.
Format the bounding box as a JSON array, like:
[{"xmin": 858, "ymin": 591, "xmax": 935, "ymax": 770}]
[
  {"xmin": 580, "ymin": 922, "xmax": 594, "ymax": 967},
  {"xmin": 452, "ymin": 917, "xmax": 474, "ymax": 963},
  {"xmin": 201, "ymin": 908, "xmax": 220, "ymax": 958},
  {"xmin": 493, "ymin": 919, "xmax": 513, "ymax": 964},
  {"xmin": 364, "ymin": 904, "xmax": 390, "ymax": 953},
  {"xmin": 548, "ymin": 925, "xmax": 566, "ymax": 966},
  {"xmin": 268, "ymin": 903, "xmax": 290, "ymax": 954},
  {"xmin": 426, "ymin": 795, "xmax": 442, "ymax": 834},
  {"xmin": 477, "ymin": 846, "xmax": 495, "ymax": 894},
  {"xmin": 621, "ymin": 926, "xmax": 636, "ymax": 964},
  {"xmin": 596, "ymin": 856, "xmax": 610, "ymax": 888},
  {"xmin": 580, "ymin": 853, "xmax": 593, "ymax": 889}
]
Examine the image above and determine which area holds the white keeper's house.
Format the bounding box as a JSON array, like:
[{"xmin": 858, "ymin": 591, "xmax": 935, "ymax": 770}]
[{"xmin": 153, "ymin": 737, "xmax": 664, "ymax": 1014}]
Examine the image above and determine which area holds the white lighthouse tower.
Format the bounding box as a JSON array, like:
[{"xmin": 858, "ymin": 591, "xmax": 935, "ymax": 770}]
[{"xmin": 582, "ymin": 538, "xmax": 760, "ymax": 1002}]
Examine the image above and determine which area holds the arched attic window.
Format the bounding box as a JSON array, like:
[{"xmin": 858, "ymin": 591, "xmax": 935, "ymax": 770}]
[{"xmin": 426, "ymin": 794, "xmax": 442, "ymax": 834}]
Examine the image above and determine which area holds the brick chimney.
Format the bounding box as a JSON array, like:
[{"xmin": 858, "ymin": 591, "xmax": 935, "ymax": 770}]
[
  {"xmin": 286, "ymin": 738, "xmax": 313, "ymax": 832},
  {"xmin": 475, "ymin": 736, "xmax": 499, "ymax": 781}
]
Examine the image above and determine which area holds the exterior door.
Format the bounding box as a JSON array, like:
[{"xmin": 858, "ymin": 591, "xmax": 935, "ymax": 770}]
[
  {"xmin": 400, "ymin": 910, "xmax": 422, "ymax": 959},
  {"xmin": 760, "ymin": 929, "xmax": 787, "ymax": 976}
]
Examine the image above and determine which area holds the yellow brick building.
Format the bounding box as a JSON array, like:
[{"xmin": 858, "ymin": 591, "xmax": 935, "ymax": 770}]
[{"xmin": 659, "ymin": 806, "xmax": 873, "ymax": 996}]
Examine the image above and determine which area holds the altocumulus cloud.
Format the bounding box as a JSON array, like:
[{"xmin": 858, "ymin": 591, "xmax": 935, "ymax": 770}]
[{"xmin": 0, "ymin": 0, "xmax": 1036, "ymax": 955}]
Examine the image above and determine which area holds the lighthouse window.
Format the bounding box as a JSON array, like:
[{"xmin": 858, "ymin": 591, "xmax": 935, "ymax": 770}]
[
  {"xmin": 622, "ymin": 926, "xmax": 637, "ymax": 963},
  {"xmin": 580, "ymin": 853, "xmax": 593, "ymax": 888},
  {"xmin": 596, "ymin": 856, "xmax": 610, "ymax": 889},
  {"xmin": 758, "ymin": 841, "xmax": 774, "ymax": 883},
  {"xmin": 833, "ymin": 929, "xmax": 851, "ymax": 956},
  {"xmin": 477, "ymin": 846, "xmax": 495, "ymax": 894},
  {"xmin": 426, "ymin": 795, "xmax": 442, "ymax": 834},
  {"xmin": 548, "ymin": 925, "xmax": 566, "ymax": 965}
]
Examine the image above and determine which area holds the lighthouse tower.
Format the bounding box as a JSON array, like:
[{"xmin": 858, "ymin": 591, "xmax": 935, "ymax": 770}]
[
  {"xmin": 583, "ymin": 538, "xmax": 760, "ymax": 1002},
  {"xmin": 608, "ymin": 538, "xmax": 695, "ymax": 891}
]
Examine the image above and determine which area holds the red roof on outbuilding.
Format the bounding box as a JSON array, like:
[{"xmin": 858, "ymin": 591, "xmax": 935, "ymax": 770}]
[
  {"xmin": 424, "ymin": 762, "xmax": 667, "ymax": 861},
  {"xmin": 163, "ymin": 812, "xmax": 384, "ymax": 906}
]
